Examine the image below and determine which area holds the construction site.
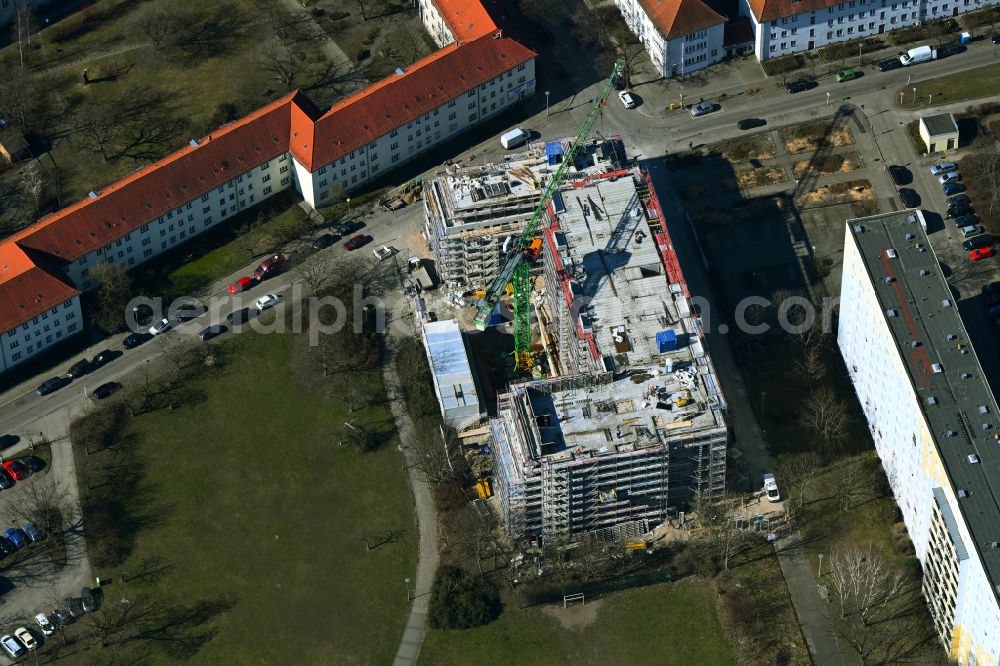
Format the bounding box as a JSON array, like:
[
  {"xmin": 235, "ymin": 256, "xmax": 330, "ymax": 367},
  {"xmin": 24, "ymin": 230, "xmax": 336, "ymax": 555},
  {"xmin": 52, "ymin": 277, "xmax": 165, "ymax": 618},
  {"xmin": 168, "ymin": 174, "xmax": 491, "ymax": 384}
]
[{"xmin": 422, "ymin": 139, "xmax": 628, "ymax": 290}]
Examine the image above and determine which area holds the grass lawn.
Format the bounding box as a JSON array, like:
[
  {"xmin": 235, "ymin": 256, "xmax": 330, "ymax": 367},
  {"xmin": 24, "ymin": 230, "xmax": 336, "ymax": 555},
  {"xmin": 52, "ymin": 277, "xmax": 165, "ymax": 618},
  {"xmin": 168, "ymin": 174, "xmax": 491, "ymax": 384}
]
[
  {"xmin": 419, "ymin": 579, "xmax": 736, "ymax": 665},
  {"xmin": 77, "ymin": 330, "xmax": 415, "ymax": 663},
  {"xmin": 897, "ymin": 61, "xmax": 1000, "ymax": 108}
]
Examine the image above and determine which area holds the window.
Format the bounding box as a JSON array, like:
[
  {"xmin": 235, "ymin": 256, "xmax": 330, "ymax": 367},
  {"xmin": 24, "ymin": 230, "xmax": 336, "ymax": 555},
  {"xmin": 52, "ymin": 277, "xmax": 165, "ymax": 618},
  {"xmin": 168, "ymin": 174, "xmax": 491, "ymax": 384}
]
[
  {"xmin": 11, "ymin": 352, "xmax": 20, "ymax": 361},
  {"xmin": 390, "ymin": 128, "xmax": 398, "ymax": 137},
  {"xmin": 260, "ymin": 164, "xmax": 269, "ymax": 172},
  {"xmin": 263, "ymin": 185, "xmax": 272, "ymax": 195},
  {"xmin": 142, "ymin": 238, "xmax": 151, "ymax": 246},
  {"xmin": 280, "ymin": 177, "xmax": 289, "ymax": 186},
  {"xmin": 448, "ymin": 100, "xmax": 456, "ymax": 108},
  {"xmin": 262, "ymin": 174, "xmax": 271, "ymax": 183},
  {"xmin": 68, "ymin": 324, "xmax": 78, "ymax": 333},
  {"xmin": 319, "ymin": 166, "xmax": 327, "ymax": 175},
  {"xmin": 140, "ymin": 224, "xmax": 150, "ymax": 233},
  {"xmin": 319, "ymin": 179, "xmax": 328, "ymax": 188},
  {"xmin": 9, "ymin": 340, "xmax": 18, "ymax": 349},
  {"xmin": 65, "ymin": 311, "xmax": 74, "ymax": 320},
  {"xmin": 279, "ymin": 154, "xmax": 287, "ymax": 161},
  {"xmin": 203, "ymin": 206, "xmax": 211, "ymax": 214},
  {"xmin": 517, "ymin": 63, "xmax": 525, "ymax": 71},
  {"xmin": 448, "ymin": 112, "xmax": 457, "ymax": 121},
  {"xmin": 64, "ymin": 301, "xmax": 72, "ymax": 310},
  {"xmin": 467, "ymin": 90, "xmax": 475, "ymax": 97},
  {"xmin": 469, "ymin": 114, "xmax": 477, "ymax": 122},
  {"xmin": 279, "ymin": 165, "xmax": 289, "ymax": 173},
  {"xmin": 391, "ymin": 153, "xmax": 400, "ymax": 163}
]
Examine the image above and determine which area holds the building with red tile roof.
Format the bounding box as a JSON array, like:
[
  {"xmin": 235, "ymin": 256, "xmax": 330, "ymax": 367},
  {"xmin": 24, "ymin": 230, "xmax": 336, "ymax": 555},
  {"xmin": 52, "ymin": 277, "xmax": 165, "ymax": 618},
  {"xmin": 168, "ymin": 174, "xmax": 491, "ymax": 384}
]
[
  {"xmin": 613, "ymin": 0, "xmax": 727, "ymax": 78},
  {"xmin": 0, "ymin": 0, "xmax": 535, "ymax": 374}
]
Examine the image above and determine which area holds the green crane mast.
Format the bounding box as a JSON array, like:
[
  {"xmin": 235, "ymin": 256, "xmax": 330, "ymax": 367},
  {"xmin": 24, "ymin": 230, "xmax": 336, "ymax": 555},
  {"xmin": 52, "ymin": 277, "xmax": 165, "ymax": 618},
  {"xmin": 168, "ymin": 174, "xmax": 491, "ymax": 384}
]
[{"xmin": 473, "ymin": 59, "xmax": 625, "ymax": 374}]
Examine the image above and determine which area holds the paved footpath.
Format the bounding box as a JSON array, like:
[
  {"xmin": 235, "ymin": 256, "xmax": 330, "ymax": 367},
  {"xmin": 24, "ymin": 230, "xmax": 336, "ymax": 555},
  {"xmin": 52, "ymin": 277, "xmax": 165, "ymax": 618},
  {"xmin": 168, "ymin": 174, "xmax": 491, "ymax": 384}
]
[{"xmin": 383, "ymin": 331, "xmax": 439, "ymax": 666}]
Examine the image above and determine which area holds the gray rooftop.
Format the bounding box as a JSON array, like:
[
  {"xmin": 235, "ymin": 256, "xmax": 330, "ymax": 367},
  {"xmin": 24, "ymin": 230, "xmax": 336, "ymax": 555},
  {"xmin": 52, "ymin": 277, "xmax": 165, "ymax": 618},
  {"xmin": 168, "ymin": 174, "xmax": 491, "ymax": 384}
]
[
  {"xmin": 921, "ymin": 112, "xmax": 959, "ymax": 137},
  {"xmin": 423, "ymin": 320, "xmax": 480, "ymax": 423},
  {"xmin": 848, "ymin": 211, "xmax": 1000, "ymax": 600}
]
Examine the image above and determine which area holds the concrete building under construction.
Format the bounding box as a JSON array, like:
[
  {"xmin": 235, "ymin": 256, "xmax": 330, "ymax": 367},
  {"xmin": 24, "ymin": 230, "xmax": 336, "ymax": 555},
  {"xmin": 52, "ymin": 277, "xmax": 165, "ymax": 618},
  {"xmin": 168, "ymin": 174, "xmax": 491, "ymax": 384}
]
[
  {"xmin": 422, "ymin": 139, "xmax": 628, "ymax": 289},
  {"xmin": 489, "ymin": 164, "xmax": 728, "ymax": 545}
]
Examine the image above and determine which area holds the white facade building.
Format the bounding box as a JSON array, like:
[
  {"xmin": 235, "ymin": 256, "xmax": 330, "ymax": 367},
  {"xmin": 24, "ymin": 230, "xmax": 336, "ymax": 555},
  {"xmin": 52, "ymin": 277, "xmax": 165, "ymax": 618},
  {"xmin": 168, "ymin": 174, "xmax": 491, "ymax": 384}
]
[
  {"xmin": 614, "ymin": 0, "xmax": 727, "ymax": 78},
  {"xmin": 741, "ymin": 0, "xmax": 996, "ymax": 60},
  {"xmin": 839, "ymin": 211, "xmax": 1000, "ymax": 664}
]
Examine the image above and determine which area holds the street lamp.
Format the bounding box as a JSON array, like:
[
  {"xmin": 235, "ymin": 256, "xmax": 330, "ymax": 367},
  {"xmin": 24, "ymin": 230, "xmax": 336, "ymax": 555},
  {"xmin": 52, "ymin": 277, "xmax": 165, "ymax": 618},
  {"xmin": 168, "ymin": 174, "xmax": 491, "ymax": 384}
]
[
  {"xmin": 912, "ymin": 87, "xmax": 917, "ymax": 105},
  {"xmin": 545, "ymin": 90, "xmax": 550, "ymax": 117},
  {"xmin": 826, "ymin": 91, "xmax": 830, "ymax": 107},
  {"xmin": 858, "ymin": 43, "xmax": 863, "ymax": 67},
  {"xmin": 404, "ymin": 577, "xmax": 412, "ymax": 601},
  {"xmin": 817, "ymin": 553, "xmax": 824, "ymax": 577},
  {"xmin": 346, "ymin": 197, "xmax": 351, "ymax": 217},
  {"xmin": 906, "ymin": 73, "xmax": 911, "ymax": 87},
  {"xmin": 760, "ymin": 391, "xmax": 767, "ymax": 418}
]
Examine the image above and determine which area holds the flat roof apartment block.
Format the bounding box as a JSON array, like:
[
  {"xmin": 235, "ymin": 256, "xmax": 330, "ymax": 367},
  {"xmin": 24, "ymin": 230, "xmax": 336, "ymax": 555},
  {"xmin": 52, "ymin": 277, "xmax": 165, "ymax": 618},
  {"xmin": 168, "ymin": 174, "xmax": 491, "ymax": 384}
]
[
  {"xmin": 839, "ymin": 210, "xmax": 1000, "ymax": 663},
  {"xmin": 490, "ymin": 164, "xmax": 727, "ymax": 544}
]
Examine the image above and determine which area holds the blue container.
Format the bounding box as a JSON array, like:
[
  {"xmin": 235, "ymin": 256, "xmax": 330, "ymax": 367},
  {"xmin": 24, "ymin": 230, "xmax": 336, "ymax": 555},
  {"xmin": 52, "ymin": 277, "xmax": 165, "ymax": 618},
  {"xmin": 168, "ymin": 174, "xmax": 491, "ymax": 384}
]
[
  {"xmin": 656, "ymin": 330, "xmax": 678, "ymax": 353},
  {"xmin": 545, "ymin": 141, "xmax": 564, "ymax": 166}
]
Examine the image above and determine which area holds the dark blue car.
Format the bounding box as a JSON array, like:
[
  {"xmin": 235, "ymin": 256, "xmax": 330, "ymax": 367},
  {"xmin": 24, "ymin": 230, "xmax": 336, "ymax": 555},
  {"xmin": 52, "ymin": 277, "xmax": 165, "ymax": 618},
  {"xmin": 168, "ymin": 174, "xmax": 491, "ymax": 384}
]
[
  {"xmin": 5, "ymin": 528, "xmax": 26, "ymax": 549},
  {"xmin": 943, "ymin": 182, "xmax": 966, "ymax": 196}
]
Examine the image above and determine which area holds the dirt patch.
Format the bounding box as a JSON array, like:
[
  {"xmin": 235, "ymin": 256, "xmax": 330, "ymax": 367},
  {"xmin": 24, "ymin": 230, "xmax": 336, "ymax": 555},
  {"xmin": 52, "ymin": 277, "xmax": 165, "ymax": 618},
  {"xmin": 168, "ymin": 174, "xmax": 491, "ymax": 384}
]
[
  {"xmin": 737, "ymin": 167, "xmax": 788, "ymax": 189},
  {"xmin": 796, "ymin": 179, "xmax": 874, "ymax": 210},
  {"xmin": 540, "ymin": 597, "xmax": 605, "ymax": 630},
  {"xmin": 709, "ymin": 135, "xmax": 776, "ymax": 163},
  {"xmin": 792, "ymin": 151, "xmax": 862, "ymax": 178},
  {"xmin": 781, "ymin": 121, "xmax": 854, "ymax": 154}
]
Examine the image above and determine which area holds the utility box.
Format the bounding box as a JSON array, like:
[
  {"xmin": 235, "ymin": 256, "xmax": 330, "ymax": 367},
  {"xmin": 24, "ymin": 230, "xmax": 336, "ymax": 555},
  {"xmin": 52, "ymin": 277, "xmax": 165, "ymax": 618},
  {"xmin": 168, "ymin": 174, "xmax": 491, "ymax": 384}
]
[{"xmin": 657, "ymin": 330, "xmax": 678, "ymax": 353}]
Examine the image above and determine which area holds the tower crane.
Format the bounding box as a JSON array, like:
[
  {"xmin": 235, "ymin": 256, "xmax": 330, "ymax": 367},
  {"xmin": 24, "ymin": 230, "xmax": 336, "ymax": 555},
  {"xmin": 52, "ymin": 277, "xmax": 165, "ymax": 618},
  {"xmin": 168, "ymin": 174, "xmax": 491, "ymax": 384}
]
[{"xmin": 473, "ymin": 59, "xmax": 625, "ymax": 374}]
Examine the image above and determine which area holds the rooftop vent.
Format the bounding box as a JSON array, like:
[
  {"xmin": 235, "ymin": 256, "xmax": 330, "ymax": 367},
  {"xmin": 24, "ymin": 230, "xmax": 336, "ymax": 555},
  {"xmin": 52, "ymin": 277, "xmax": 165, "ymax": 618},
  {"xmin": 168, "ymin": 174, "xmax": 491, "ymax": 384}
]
[
  {"xmin": 962, "ymin": 372, "xmax": 973, "ymax": 379},
  {"xmin": 886, "ymin": 248, "xmax": 898, "ymax": 258},
  {"xmin": 947, "ymin": 334, "xmax": 957, "ymax": 341},
  {"xmin": 979, "ymin": 405, "xmax": 989, "ymax": 414},
  {"xmin": 887, "ymin": 309, "xmax": 898, "ymax": 317},
  {"xmin": 907, "ymin": 214, "xmax": 918, "ymax": 224},
  {"xmin": 932, "ymin": 363, "xmax": 943, "ymax": 373},
  {"xmin": 910, "ymin": 340, "xmax": 920, "ymax": 348},
  {"xmin": 920, "ymin": 269, "xmax": 930, "ymax": 276},
  {"xmin": 905, "ymin": 233, "xmax": 916, "ymax": 240},
  {"xmin": 968, "ymin": 454, "xmax": 980, "ymax": 464},
  {"xmin": 946, "ymin": 431, "xmax": 957, "ymax": 437},
  {"xmin": 927, "ymin": 397, "xmax": 938, "ymax": 405},
  {"xmin": 87, "ymin": 191, "xmax": 99, "ymax": 199},
  {"xmin": 395, "ymin": 68, "xmax": 405, "ymax": 76},
  {"xmin": 189, "ymin": 139, "xmax": 199, "ymax": 147},
  {"xmin": 853, "ymin": 224, "xmax": 865, "ymax": 233},
  {"xmin": 884, "ymin": 276, "xmax": 893, "ymax": 284},
  {"xmin": 982, "ymin": 423, "xmax": 992, "ymax": 431},
  {"xmin": 942, "ymin": 299, "xmax": 952, "ymax": 308},
  {"xmin": 958, "ymin": 489, "xmax": 968, "ymax": 498}
]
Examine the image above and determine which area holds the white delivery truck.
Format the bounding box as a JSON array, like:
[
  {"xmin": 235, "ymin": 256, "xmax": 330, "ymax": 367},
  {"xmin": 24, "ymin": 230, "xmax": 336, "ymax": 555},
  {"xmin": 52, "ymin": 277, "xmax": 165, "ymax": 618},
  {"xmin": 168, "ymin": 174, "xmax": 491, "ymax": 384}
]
[
  {"xmin": 900, "ymin": 45, "xmax": 936, "ymax": 66},
  {"xmin": 500, "ymin": 128, "xmax": 529, "ymax": 149}
]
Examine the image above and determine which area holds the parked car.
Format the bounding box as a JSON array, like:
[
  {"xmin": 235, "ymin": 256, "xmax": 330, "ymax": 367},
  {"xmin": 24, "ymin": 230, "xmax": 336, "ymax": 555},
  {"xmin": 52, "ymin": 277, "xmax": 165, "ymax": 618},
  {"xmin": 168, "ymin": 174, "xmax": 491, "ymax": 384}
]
[
  {"xmin": 173, "ymin": 303, "xmax": 207, "ymax": 322},
  {"xmin": 954, "ymin": 214, "xmax": 979, "ymax": 228},
  {"xmin": 34, "ymin": 613, "xmax": 54, "ymax": 636},
  {"xmin": 67, "ymin": 359, "xmax": 92, "ymax": 378},
  {"xmin": 763, "ymin": 473, "xmax": 780, "ymax": 502},
  {"xmin": 689, "ymin": 101, "xmax": 715, "ymax": 117},
  {"xmin": 943, "ymin": 182, "xmax": 966, "ymax": 196},
  {"xmin": 785, "ymin": 80, "xmax": 816, "ymax": 93},
  {"xmin": 0, "ymin": 634, "xmax": 24, "ymax": 659},
  {"xmin": 993, "ymin": 34, "xmax": 1000, "ymax": 44},
  {"xmin": 149, "ymin": 318, "xmax": 172, "ymax": 336},
  {"xmin": 255, "ymin": 294, "xmax": 282, "ymax": 311},
  {"xmin": 946, "ymin": 193, "xmax": 970, "ymax": 207},
  {"xmin": 343, "ymin": 234, "xmax": 372, "ymax": 251},
  {"xmin": 253, "ymin": 253, "xmax": 287, "ymax": 281},
  {"xmin": 835, "ymin": 68, "xmax": 857, "ymax": 82},
  {"xmin": 737, "ymin": 118, "xmax": 766, "ymax": 130},
  {"xmin": 14, "ymin": 628, "xmax": 36, "ymax": 651},
  {"xmin": 898, "ymin": 188, "xmax": 920, "ymax": 209},
  {"xmin": 91, "ymin": 349, "xmax": 119, "ymax": 367},
  {"xmin": 92, "ymin": 382, "xmax": 122, "ymax": 400},
  {"xmin": 226, "ymin": 307, "xmax": 251, "ymax": 325},
  {"xmin": 5, "ymin": 527, "xmax": 26, "ymax": 548},
  {"xmin": 228, "ymin": 276, "xmax": 254, "ymax": 294},
  {"xmin": 877, "ymin": 58, "xmax": 903, "ymax": 72},
  {"xmin": 311, "ymin": 234, "xmax": 338, "ymax": 250},
  {"xmin": 888, "ymin": 165, "xmax": 912, "ymax": 185},
  {"xmin": 938, "ymin": 171, "xmax": 960, "ymax": 185},
  {"xmin": 947, "ymin": 204, "xmax": 973, "ymax": 218},
  {"xmin": 22, "ymin": 523, "xmax": 42, "ymax": 543},
  {"xmin": 36, "ymin": 377, "xmax": 67, "ymax": 396},
  {"xmin": 971, "ymin": 248, "xmax": 995, "ymax": 261},
  {"xmin": 0, "ymin": 538, "xmax": 14, "ymax": 557},
  {"xmin": 20, "ymin": 456, "xmax": 44, "ymax": 473},
  {"xmin": 122, "ymin": 332, "xmax": 152, "ymax": 349},
  {"xmin": 0, "ymin": 434, "xmax": 17, "ymax": 449},
  {"xmin": 618, "ymin": 91, "xmax": 637, "ymax": 109},
  {"xmin": 64, "ymin": 597, "xmax": 84, "ymax": 619},
  {"xmin": 50, "ymin": 610, "xmax": 71, "ymax": 627},
  {"xmin": 0, "ymin": 469, "xmax": 13, "ymax": 490},
  {"xmin": 964, "ymin": 236, "xmax": 993, "ymax": 251},
  {"xmin": 81, "ymin": 587, "xmax": 99, "ymax": 612},
  {"xmin": 960, "ymin": 225, "xmax": 984, "ymax": 238},
  {"xmin": 198, "ymin": 325, "xmax": 227, "ymax": 342},
  {"xmin": 930, "ymin": 161, "xmax": 958, "ymax": 176},
  {"xmin": 3, "ymin": 460, "xmax": 29, "ymax": 481}
]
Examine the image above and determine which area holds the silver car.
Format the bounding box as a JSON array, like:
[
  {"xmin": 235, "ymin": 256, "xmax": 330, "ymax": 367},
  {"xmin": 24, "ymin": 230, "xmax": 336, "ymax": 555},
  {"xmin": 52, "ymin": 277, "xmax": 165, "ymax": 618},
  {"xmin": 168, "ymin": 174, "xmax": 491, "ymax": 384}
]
[
  {"xmin": 929, "ymin": 161, "xmax": 957, "ymax": 176},
  {"xmin": 689, "ymin": 101, "xmax": 715, "ymax": 117},
  {"xmin": 937, "ymin": 171, "xmax": 960, "ymax": 185}
]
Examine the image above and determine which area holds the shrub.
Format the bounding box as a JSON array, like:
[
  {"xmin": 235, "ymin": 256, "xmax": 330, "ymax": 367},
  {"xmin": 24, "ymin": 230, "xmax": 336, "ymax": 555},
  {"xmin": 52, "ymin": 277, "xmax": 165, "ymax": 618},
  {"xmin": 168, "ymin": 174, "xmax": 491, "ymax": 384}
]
[{"xmin": 428, "ymin": 564, "xmax": 502, "ymax": 629}]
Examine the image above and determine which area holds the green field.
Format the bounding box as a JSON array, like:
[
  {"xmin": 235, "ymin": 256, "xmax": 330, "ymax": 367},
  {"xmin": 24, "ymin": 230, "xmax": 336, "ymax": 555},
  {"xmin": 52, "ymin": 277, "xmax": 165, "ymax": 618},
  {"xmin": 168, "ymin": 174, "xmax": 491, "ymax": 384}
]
[
  {"xmin": 76, "ymin": 330, "xmax": 415, "ymax": 663},
  {"xmin": 419, "ymin": 580, "xmax": 737, "ymax": 665},
  {"xmin": 898, "ymin": 61, "xmax": 1000, "ymax": 108}
]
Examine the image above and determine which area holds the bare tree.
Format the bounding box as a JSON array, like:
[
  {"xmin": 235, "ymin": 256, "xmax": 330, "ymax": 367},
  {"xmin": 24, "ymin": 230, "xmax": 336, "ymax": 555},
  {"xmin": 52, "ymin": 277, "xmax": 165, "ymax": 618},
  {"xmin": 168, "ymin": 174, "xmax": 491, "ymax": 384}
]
[
  {"xmin": 259, "ymin": 39, "xmax": 298, "ymax": 91},
  {"xmin": 131, "ymin": 4, "xmax": 184, "ymax": 50},
  {"xmin": 90, "ymin": 261, "xmax": 132, "ymax": 332},
  {"xmin": 234, "ymin": 220, "xmax": 260, "ymax": 261},
  {"xmin": 0, "ymin": 65, "xmax": 32, "ymax": 132},
  {"xmin": 836, "ymin": 454, "xmax": 877, "ymax": 513},
  {"xmin": 20, "ymin": 160, "xmax": 46, "ymax": 216},
  {"xmin": 450, "ymin": 506, "xmax": 498, "ymax": 576},
  {"xmin": 409, "ymin": 418, "xmax": 460, "ymax": 486},
  {"xmin": 74, "ymin": 104, "xmax": 120, "ymax": 162},
  {"xmin": 293, "ymin": 260, "xmax": 336, "ymax": 294},
  {"xmin": 696, "ymin": 493, "xmax": 756, "ymax": 573},
  {"xmin": 800, "ymin": 387, "xmax": 850, "ymax": 456},
  {"xmin": 12, "ymin": 2, "xmax": 37, "ymax": 69},
  {"xmin": 2, "ymin": 478, "xmax": 76, "ymax": 536},
  {"xmin": 795, "ymin": 325, "xmax": 829, "ymax": 384},
  {"xmin": 827, "ymin": 542, "xmax": 921, "ymax": 665},
  {"xmin": 776, "ymin": 451, "xmax": 821, "ymax": 514}
]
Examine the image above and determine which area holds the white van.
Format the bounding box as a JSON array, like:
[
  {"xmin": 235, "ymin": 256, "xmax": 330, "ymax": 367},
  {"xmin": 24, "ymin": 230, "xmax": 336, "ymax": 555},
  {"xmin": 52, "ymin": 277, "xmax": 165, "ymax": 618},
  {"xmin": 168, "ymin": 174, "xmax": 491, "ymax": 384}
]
[{"xmin": 500, "ymin": 128, "xmax": 529, "ymax": 150}]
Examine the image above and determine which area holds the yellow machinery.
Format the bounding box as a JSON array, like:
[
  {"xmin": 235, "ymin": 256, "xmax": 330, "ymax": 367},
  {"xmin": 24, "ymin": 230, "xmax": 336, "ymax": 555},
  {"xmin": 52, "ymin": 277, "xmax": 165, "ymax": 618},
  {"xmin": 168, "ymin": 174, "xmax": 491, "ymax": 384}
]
[{"xmin": 475, "ymin": 478, "xmax": 492, "ymax": 499}]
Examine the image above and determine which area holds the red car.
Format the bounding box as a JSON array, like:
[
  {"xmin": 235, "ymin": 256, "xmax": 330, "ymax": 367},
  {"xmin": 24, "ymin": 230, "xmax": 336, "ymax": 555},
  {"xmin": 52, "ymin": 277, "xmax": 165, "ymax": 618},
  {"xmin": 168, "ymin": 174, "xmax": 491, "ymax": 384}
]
[
  {"xmin": 228, "ymin": 276, "xmax": 254, "ymax": 294},
  {"xmin": 971, "ymin": 248, "xmax": 995, "ymax": 261},
  {"xmin": 252, "ymin": 253, "xmax": 286, "ymax": 281},
  {"xmin": 343, "ymin": 234, "xmax": 372, "ymax": 251},
  {"xmin": 2, "ymin": 460, "xmax": 28, "ymax": 481}
]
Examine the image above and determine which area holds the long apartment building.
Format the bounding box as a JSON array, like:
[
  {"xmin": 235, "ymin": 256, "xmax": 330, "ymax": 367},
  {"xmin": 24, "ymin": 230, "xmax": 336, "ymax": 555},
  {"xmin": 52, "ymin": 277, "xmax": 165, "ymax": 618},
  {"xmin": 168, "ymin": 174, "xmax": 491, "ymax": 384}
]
[
  {"xmin": 839, "ymin": 211, "xmax": 1000, "ymax": 664},
  {"xmin": 490, "ymin": 163, "xmax": 728, "ymax": 544},
  {"xmin": 423, "ymin": 139, "xmax": 628, "ymax": 289},
  {"xmin": 0, "ymin": 0, "xmax": 536, "ymax": 374},
  {"xmin": 741, "ymin": 0, "xmax": 996, "ymax": 60}
]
